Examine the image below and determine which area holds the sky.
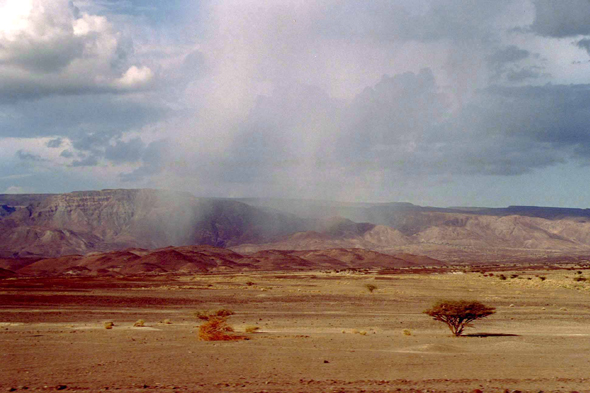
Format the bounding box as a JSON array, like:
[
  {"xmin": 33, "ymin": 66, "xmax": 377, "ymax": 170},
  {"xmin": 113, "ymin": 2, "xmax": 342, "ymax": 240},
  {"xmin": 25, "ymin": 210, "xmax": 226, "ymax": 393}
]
[{"xmin": 3, "ymin": 0, "xmax": 590, "ymax": 208}]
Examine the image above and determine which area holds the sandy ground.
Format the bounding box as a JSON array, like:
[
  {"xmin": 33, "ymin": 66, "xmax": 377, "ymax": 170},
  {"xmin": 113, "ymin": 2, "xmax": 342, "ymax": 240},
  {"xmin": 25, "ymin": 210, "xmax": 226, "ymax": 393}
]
[{"xmin": 1, "ymin": 270, "xmax": 590, "ymax": 392}]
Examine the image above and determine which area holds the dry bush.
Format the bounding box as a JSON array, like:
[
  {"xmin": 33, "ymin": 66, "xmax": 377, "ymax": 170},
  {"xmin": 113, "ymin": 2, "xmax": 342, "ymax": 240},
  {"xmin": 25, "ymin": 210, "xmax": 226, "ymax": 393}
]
[
  {"xmin": 424, "ymin": 300, "xmax": 496, "ymax": 337},
  {"xmin": 365, "ymin": 284, "xmax": 378, "ymax": 293},
  {"xmin": 133, "ymin": 319, "xmax": 145, "ymax": 327},
  {"xmin": 104, "ymin": 321, "xmax": 114, "ymax": 329},
  {"xmin": 195, "ymin": 308, "xmax": 245, "ymax": 341},
  {"xmin": 244, "ymin": 325, "xmax": 260, "ymax": 333},
  {"xmin": 198, "ymin": 317, "xmax": 245, "ymax": 341},
  {"xmin": 195, "ymin": 309, "xmax": 235, "ymax": 321},
  {"xmin": 402, "ymin": 329, "xmax": 412, "ymax": 336},
  {"xmin": 160, "ymin": 319, "xmax": 172, "ymax": 324}
]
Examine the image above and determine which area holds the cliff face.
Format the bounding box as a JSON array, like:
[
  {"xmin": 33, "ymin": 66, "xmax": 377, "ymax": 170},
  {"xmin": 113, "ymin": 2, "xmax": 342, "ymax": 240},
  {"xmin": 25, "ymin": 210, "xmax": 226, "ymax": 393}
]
[
  {"xmin": 3, "ymin": 189, "xmax": 590, "ymax": 261},
  {"xmin": 0, "ymin": 189, "xmax": 307, "ymax": 257}
]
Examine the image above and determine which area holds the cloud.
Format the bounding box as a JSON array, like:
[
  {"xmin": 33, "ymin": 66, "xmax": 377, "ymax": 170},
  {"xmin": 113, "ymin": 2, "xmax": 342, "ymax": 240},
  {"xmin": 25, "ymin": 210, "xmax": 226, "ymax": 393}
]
[
  {"xmin": 16, "ymin": 149, "xmax": 46, "ymax": 162},
  {"xmin": 5, "ymin": 0, "xmax": 590, "ymax": 207},
  {"xmin": 114, "ymin": 65, "xmax": 154, "ymax": 89},
  {"xmin": 0, "ymin": 174, "xmax": 33, "ymax": 181},
  {"xmin": 487, "ymin": 46, "xmax": 530, "ymax": 65},
  {"xmin": 71, "ymin": 155, "xmax": 99, "ymax": 167},
  {"xmin": 504, "ymin": 67, "xmax": 544, "ymax": 82},
  {"xmin": 161, "ymin": 67, "xmax": 590, "ymax": 201},
  {"xmin": 46, "ymin": 138, "xmax": 64, "ymax": 148},
  {"xmin": 119, "ymin": 139, "xmax": 171, "ymax": 182},
  {"xmin": 104, "ymin": 137, "xmax": 145, "ymax": 163},
  {"xmin": 530, "ymin": 0, "xmax": 590, "ymax": 37},
  {"xmin": 0, "ymin": 0, "xmax": 155, "ymax": 101},
  {"xmin": 3, "ymin": 186, "xmax": 25, "ymax": 194},
  {"xmin": 316, "ymin": 0, "xmax": 514, "ymax": 43},
  {"xmin": 576, "ymin": 38, "xmax": 590, "ymax": 55}
]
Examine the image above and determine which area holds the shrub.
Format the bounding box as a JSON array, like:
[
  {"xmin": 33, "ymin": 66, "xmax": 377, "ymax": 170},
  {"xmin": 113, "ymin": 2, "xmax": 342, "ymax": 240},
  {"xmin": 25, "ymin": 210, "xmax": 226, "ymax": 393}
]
[
  {"xmin": 402, "ymin": 329, "xmax": 412, "ymax": 336},
  {"xmin": 573, "ymin": 276, "xmax": 587, "ymax": 282},
  {"xmin": 365, "ymin": 284, "xmax": 378, "ymax": 293},
  {"xmin": 196, "ymin": 308, "xmax": 245, "ymax": 341},
  {"xmin": 195, "ymin": 309, "xmax": 235, "ymax": 321},
  {"xmin": 498, "ymin": 274, "xmax": 507, "ymax": 280},
  {"xmin": 133, "ymin": 319, "xmax": 145, "ymax": 327},
  {"xmin": 198, "ymin": 317, "xmax": 245, "ymax": 341},
  {"xmin": 244, "ymin": 325, "xmax": 260, "ymax": 333},
  {"xmin": 104, "ymin": 321, "xmax": 114, "ymax": 329},
  {"xmin": 424, "ymin": 300, "xmax": 496, "ymax": 337}
]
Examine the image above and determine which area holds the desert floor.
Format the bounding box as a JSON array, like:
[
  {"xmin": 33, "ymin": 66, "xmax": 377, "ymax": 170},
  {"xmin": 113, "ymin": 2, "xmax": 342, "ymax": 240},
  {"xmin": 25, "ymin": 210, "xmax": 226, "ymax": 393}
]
[{"xmin": 1, "ymin": 269, "xmax": 590, "ymax": 392}]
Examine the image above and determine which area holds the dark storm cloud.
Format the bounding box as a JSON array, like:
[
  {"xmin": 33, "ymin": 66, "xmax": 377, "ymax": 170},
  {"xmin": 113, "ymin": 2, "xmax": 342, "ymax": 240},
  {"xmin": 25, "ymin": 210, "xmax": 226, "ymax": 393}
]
[
  {"xmin": 576, "ymin": 38, "xmax": 590, "ymax": 55},
  {"xmin": 71, "ymin": 155, "xmax": 100, "ymax": 167},
  {"xmin": 0, "ymin": 95, "xmax": 167, "ymax": 139},
  {"xmin": 487, "ymin": 46, "xmax": 530, "ymax": 65},
  {"xmin": 530, "ymin": 0, "xmax": 590, "ymax": 37},
  {"xmin": 210, "ymin": 82, "xmax": 340, "ymax": 183},
  {"xmin": 485, "ymin": 46, "xmax": 544, "ymax": 83},
  {"xmin": 201, "ymin": 68, "xmax": 590, "ymax": 185},
  {"xmin": 0, "ymin": 77, "xmax": 152, "ymax": 103},
  {"xmin": 104, "ymin": 138, "xmax": 145, "ymax": 163},
  {"xmin": 504, "ymin": 67, "xmax": 544, "ymax": 82},
  {"xmin": 46, "ymin": 138, "xmax": 64, "ymax": 148},
  {"xmin": 60, "ymin": 150, "xmax": 74, "ymax": 158},
  {"xmin": 16, "ymin": 150, "xmax": 47, "ymax": 162},
  {"xmin": 119, "ymin": 139, "xmax": 171, "ymax": 182},
  {"xmin": 317, "ymin": 0, "xmax": 512, "ymax": 42}
]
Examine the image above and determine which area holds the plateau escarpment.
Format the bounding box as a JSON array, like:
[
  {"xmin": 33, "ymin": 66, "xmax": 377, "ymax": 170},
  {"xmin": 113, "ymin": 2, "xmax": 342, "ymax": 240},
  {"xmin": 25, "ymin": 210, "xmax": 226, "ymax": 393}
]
[
  {"xmin": 2, "ymin": 189, "xmax": 590, "ymax": 266},
  {"xmin": 0, "ymin": 189, "xmax": 307, "ymax": 258}
]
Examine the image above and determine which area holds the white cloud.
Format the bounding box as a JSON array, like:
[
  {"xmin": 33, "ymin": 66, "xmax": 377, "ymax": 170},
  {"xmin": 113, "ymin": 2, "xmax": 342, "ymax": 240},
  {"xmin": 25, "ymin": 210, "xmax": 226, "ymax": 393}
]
[
  {"xmin": 0, "ymin": 0, "xmax": 154, "ymax": 100},
  {"xmin": 3, "ymin": 185, "xmax": 25, "ymax": 194},
  {"xmin": 115, "ymin": 65, "xmax": 154, "ymax": 88}
]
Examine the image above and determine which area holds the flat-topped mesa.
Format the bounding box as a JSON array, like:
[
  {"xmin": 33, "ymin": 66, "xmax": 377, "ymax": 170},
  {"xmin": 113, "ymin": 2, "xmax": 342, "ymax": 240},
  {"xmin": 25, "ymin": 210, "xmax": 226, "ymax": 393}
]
[{"xmin": 0, "ymin": 189, "xmax": 307, "ymax": 258}]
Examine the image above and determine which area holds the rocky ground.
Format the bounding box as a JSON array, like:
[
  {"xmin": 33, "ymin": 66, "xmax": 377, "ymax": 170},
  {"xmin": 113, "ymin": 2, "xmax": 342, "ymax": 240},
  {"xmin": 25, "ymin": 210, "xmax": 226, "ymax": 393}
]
[{"xmin": 1, "ymin": 269, "xmax": 590, "ymax": 392}]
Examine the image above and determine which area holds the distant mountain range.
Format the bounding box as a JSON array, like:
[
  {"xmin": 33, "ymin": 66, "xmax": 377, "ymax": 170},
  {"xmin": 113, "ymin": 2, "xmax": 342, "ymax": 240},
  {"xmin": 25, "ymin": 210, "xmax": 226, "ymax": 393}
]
[{"xmin": 2, "ymin": 189, "xmax": 590, "ymax": 268}]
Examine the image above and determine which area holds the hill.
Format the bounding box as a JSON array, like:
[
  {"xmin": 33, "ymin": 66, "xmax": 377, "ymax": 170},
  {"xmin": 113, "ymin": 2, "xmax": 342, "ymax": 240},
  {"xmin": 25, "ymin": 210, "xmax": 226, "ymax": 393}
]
[{"xmin": 0, "ymin": 245, "xmax": 441, "ymax": 276}]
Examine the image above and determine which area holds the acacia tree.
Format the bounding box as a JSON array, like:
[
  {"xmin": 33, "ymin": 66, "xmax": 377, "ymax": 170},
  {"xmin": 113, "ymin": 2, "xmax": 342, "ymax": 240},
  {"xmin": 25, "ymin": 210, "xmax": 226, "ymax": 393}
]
[{"xmin": 424, "ymin": 300, "xmax": 496, "ymax": 336}]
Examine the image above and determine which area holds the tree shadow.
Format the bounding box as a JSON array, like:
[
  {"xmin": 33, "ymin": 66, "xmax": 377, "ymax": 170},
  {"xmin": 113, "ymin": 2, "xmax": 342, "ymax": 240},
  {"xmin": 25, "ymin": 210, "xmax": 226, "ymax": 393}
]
[{"xmin": 464, "ymin": 332, "xmax": 520, "ymax": 337}]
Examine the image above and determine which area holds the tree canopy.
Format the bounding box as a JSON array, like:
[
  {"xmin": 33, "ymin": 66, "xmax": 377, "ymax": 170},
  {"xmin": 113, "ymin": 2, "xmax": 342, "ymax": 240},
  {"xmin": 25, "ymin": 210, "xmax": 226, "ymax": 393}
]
[{"xmin": 424, "ymin": 300, "xmax": 496, "ymax": 336}]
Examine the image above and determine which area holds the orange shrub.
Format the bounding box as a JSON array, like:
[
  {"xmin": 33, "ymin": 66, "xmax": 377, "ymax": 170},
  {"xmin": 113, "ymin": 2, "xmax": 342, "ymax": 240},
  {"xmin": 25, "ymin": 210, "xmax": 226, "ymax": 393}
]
[{"xmin": 198, "ymin": 317, "xmax": 245, "ymax": 341}]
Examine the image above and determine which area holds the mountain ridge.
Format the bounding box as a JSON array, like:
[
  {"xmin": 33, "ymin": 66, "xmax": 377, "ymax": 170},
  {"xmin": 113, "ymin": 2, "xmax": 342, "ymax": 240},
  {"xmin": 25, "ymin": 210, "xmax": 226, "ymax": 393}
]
[{"xmin": 2, "ymin": 189, "xmax": 590, "ymax": 263}]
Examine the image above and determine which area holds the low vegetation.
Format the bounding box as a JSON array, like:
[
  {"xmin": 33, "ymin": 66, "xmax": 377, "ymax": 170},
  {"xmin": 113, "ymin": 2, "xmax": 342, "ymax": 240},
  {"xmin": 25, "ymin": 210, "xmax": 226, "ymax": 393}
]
[
  {"xmin": 196, "ymin": 308, "xmax": 244, "ymax": 341},
  {"xmin": 424, "ymin": 300, "xmax": 496, "ymax": 337},
  {"xmin": 133, "ymin": 319, "xmax": 145, "ymax": 327},
  {"xmin": 195, "ymin": 309, "xmax": 235, "ymax": 321},
  {"xmin": 365, "ymin": 283, "xmax": 378, "ymax": 293}
]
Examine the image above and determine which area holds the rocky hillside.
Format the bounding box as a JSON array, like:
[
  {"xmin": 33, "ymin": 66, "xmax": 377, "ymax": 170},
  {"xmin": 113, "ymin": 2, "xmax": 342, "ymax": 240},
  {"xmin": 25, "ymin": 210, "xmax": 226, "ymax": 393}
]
[
  {"xmin": 3, "ymin": 189, "xmax": 590, "ymax": 262},
  {"xmin": 0, "ymin": 189, "xmax": 307, "ymax": 258}
]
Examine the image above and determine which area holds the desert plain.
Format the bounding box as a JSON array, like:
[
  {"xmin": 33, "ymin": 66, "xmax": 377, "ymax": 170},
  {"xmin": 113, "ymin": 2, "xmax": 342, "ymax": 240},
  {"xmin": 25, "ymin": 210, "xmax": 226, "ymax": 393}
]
[{"xmin": 2, "ymin": 268, "xmax": 590, "ymax": 393}]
